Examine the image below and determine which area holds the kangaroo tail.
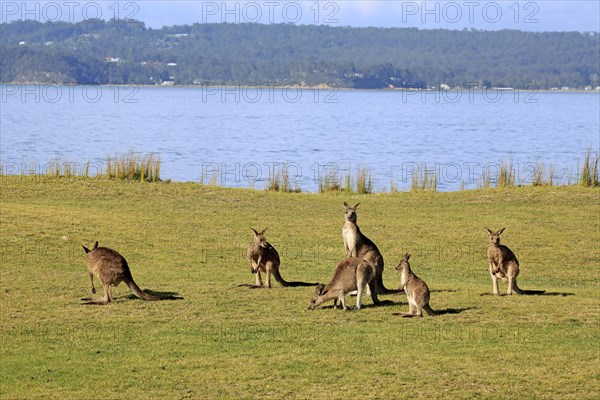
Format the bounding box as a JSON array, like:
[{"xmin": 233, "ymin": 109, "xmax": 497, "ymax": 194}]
[
  {"xmin": 125, "ymin": 278, "xmax": 162, "ymax": 301},
  {"xmin": 371, "ymin": 256, "xmax": 402, "ymax": 295},
  {"xmin": 423, "ymin": 304, "xmax": 437, "ymax": 316},
  {"xmin": 272, "ymin": 269, "xmax": 316, "ymax": 287},
  {"xmin": 375, "ymin": 274, "xmax": 403, "ymax": 295},
  {"xmin": 513, "ymin": 281, "xmax": 523, "ymax": 295}
]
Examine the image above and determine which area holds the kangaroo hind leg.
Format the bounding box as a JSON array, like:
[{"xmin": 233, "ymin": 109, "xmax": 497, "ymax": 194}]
[
  {"xmin": 84, "ymin": 281, "xmax": 111, "ymax": 305},
  {"xmin": 507, "ymin": 261, "xmax": 522, "ymax": 295},
  {"xmin": 88, "ymin": 271, "xmax": 96, "ymax": 294}
]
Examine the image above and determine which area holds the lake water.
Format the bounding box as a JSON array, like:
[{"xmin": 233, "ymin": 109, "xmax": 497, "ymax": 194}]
[{"xmin": 1, "ymin": 84, "xmax": 598, "ymax": 191}]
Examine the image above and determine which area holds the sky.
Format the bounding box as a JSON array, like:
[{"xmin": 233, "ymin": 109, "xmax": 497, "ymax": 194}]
[{"xmin": 1, "ymin": 1, "xmax": 599, "ymax": 32}]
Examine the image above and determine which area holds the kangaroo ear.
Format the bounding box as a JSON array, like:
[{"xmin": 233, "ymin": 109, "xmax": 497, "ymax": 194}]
[
  {"xmin": 315, "ymin": 284, "xmax": 326, "ymax": 295},
  {"xmin": 403, "ymin": 252, "xmax": 411, "ymax": 260},
  {"xmin": 93, "ymin": 241, "xmax": 98, "ymax": 249},
  {"xmin": 82, "ymin": 245, "xmax": 90, "ymax": 254},
  {"xmin": 354, "ymin": 202, "xmax": 360, "ymax": 209},
  {"xmin": 498, "ymin": 227, "xmax": 506, "ymax": 235},
  {"xmin": 485, "ymin": 227, "xmax": 494, "ymax": 235},
  {"xmin": 343, "ymin": 201, "xmax": 349, "ymax": 209},
  {"xmin": 251, "ymin": 228, "xmax": 259, "ymax": 235},
  {"xmin": 260, "ymin": 228, "xmax": 268, "ymax": 235}
]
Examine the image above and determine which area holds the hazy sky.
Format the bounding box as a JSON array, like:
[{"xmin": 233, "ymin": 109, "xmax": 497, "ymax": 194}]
[{"xmin": 1, "ymin": 1, "xmax": 599, "ymax": 32}]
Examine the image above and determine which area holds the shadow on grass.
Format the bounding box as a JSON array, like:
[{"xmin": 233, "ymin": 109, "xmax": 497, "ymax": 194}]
[
  {"xmin": 237, "ymin": 283, "xmax": 318, "ymax": 289},
  {"xmin": 316, "ymin": 300, "xmax": 404, "ymax": 310},
  {"xmin": 480, "ymin": 290, "xmax": 573, "ymax": 297},
  {"xmin": 238, "ymin": 283, "xmax": 266, "ymax": 289},
  {"xmin": 125, "ymin": 289, "xmax": 184, "ymax": 300},
  {"xmin": 430, "ymin": 289, "xmax": 458, "ymax": 293},
  {"xmin": 392, "ymin": 307, "xmax": 475, "ymax": 317},
  {"xmin": 434, "ymin": 307, "xmax": 476, "ymax": 315}
]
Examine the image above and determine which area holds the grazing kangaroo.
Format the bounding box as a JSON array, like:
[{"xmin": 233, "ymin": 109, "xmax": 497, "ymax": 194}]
[
  {"xmin": 486, "ymin": 228, "xmax": 522, "ymax": 295},
  {"xmin": 245, "ymin": 228, "xmax": 315, "ymax": 288},
  {"xmin": 395, "ymin": 253, "xmax": 436, "ymax": 317},
  {"xmin": 82, "ymin": 242, "xmax": 175, "ymax": 305},
  {"xmin": 342, "ymin": 202, "xmax": 400, "ymax": 298},
  {"xmin": 308, "ymin": 257, "xmax": 377, "ymax": 310}
]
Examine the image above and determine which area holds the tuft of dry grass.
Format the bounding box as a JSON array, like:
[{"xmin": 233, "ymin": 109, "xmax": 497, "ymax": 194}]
[
  {"xmin": 579, "ymin": 149, "xmax": 599, "ymax": 187},
  {"xmin": 411, "ymin": 165, "xmax": 437, "ymax": 192},
  {"xmin": 106, "ymin": 152, "xmax": 161, "ymax": 182}
]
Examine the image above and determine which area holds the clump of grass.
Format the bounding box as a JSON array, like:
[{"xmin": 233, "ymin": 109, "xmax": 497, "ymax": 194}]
[
  {"xmin": 45, "ymin": 160, "xmax": 82, "ymax": 177},
  {"xmin": 579, "ymin": 149, "xmax": 599, "ymax": 187},
  {"xmin": 318, "ymin": 166, "xmax": 372, "ymax": 194},
  {"xmin": 548, "ymin": 164, "xmax": 555, "ymax": 186},
  {"xmin": 532, "ymin": 162, "xmax": 544, "ymax": 186},
  {"xmin": 390, "ymin": 173, "xmax": 399, "ymax": 193},
  {"xmin": 355, "ymin": 166, "xmax": 373, "ymax": 194},
  {"xmin": 266, "ymin": 166, "xmax": 300, "ymax": 193},
  {"xmin": 479, "ymin": 169, "xmax": 492, "ymax": 189},
  {"xmin": 200, "ymin": 171, "xmax": 219, "ymax": 186},
  {"xmin": 83, "ymin": 161, "xmax": 91, "ymax": 178},
  {"xmin": 106, "ymin": 152, "xmax": 160, "ymax": 182},
  {"xmin": 411, "ymin": 165, "xmax": 437, "ymax": 192},
  {"xmin": 319, "ymin": 172, "xmax": 343, "ymax": 192},
  {"xmin": 344, "ymin": 168, "xmax": 352, "ymax": 194},
  {"xmin": 532, "ymin": 162, "xmax": 555, "ymax": 187},
  {"xmin": 318, "ymin": 166, "xmax": 348, "ymax": 193},
  {"xmin": 497, "ymin": 160, "xmax": 515, "ymax": 187}
]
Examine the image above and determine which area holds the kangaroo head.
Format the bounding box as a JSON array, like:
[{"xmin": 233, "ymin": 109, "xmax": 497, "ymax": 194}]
[
  {"xmin": 395, "ymin": 252, "xmax": 411, "ymax": 271},
  {"xmin": 486, "ymin": 227, "xmax": 505, "ymax": 245},
  {"xmin": 343, "ymin": 202, "xmax": 360, "ymax": 223},
  {"xmin": 308, "ymin": 284, "xmax": 327, "ymax": 310},
  {"xmin": 82, "ymin": 241, "xmax": 99, "ymax": 254},
  {"xmin": 251, "ymin": 228, "xmax": 270, "ymax": 248}
]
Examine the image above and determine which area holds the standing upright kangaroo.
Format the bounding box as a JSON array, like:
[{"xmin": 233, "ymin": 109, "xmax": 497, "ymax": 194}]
[
  {"xmin": 82, "ymin": 241, "xmax": 177, "ymax": 304},
  {"xmin": 395, "ymin": 253, "xmax": 436, "ymax": 317},
  {"xmin": 486, "ymin": 228, "xmax": 523, "ymax": 295},
  {"xmin": 308, "ymin": 257, "xmax": 377, "ymax": 310},
  {"xmin": 245, "ymin": 228, "xmax": 315, "ymax": 288},
  {"xmin": 342, "ymin": 202, "xmax": 400, "ymax": 298}
]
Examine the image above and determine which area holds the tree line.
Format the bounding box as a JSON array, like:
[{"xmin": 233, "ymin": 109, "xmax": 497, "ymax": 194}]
[{"xmin": 1, "ymin": 19, "xmax": 598, "ymax": 89}]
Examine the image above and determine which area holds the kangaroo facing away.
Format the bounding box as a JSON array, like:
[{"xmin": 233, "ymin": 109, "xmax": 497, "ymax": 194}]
[
  {"xmin": 82, "ymin": 242, "xmax": 179, "ymax": 304},
  {"xmin": 342, "ymin": 202, "xmax": 401, "ymax": 298},
  {"xmin": 395, "ymin": 253, "xmax": 436, "ymax": 317},
  {"xmin": 486, "ymin": 228, "xmax": 522, "ymax": 295},
  {"xmin": 245, "ymin": 228, "xmax": 315, "ymax": 288},
  {"xmin": 308, "ymin": 257, "xmax": 378, "ymax": 310}
]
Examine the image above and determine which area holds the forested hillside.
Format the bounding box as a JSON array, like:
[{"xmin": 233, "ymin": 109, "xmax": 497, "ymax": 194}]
[{"xmin": 1, "ymin": 20, "xmax": 598, "ymax": 88}]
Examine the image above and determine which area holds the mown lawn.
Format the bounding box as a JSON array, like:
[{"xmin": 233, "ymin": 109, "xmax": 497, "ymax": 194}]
[{"xmin": 1, "ymin": 176, "xmax": 598, "ymax": 399}]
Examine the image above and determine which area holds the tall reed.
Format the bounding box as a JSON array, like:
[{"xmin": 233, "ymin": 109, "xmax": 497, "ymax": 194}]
[
  {"xmin": 355, "ymin": 166, "xmax": 373, "ymax": 194},
  {"xmin": 497, "ymin": 160, "xmax": 515, "ymax": 187},
  {"xmin": 267, "ymin": 165, "xmax": 300, "ymax": 193},
  {"xmin": 579, "ymin": 149, "xmax": 599, "ymax": 187},
  {"xmin": 106, "ymin": 152, "xmax": 161, "ymax": 181},
  {"xmin": 411, "ymin": 165, "xmax": 437, "ymax": 192}
]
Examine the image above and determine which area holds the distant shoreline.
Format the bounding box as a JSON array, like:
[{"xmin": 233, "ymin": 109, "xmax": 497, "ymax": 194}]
[{"xmin": 1, "ymin": 82, "xmax": 598, "ymax": 93}]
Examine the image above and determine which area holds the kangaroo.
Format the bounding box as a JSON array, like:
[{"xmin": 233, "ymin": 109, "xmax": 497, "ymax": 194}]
[
  {"xmin": 308, "ymin": 257, "xmax": 377, "ymax": 310},
  {"xmin": 342, "ymin": 202, "xmax": 401, "ymax": 298},
  {"xmin": 245, "ymin": 228, "xmax": 315, "ymax": 288},
  {"xmin": 486, "ymin": 228, "xmax": 522, "ymax": 295},
  {"xmin": 82, "ymin": 242, "xmax": 176, "ymax": 305},
  {"xmin": 395, "ymin": 253, "xmax": 436, "ymax": 317}
]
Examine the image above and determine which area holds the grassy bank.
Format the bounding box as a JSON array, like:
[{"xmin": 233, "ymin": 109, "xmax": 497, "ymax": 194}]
[{"xmin": 1, "ymin": 176, "xmax": 598, "ymax": 399}]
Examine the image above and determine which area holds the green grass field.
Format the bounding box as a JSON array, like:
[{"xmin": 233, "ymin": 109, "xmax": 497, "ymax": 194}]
[{"xmin": 1, "ymin": 176, "xmax": 598, "ymax": 399}]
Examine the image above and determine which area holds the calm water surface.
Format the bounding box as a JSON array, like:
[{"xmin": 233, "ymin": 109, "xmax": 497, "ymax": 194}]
[{"xmin": 1, "ymin": 85, "xmax": 598, "ymax": 191}]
